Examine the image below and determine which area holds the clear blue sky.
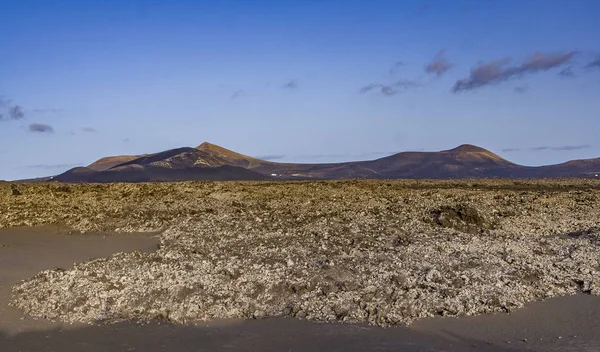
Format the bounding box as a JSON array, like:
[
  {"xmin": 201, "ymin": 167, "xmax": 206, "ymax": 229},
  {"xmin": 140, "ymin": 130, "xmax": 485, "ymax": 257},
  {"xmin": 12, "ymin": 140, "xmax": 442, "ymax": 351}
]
[{"xmin": 1, "ymin": 0, "xmax": 599, "ymax": 180}]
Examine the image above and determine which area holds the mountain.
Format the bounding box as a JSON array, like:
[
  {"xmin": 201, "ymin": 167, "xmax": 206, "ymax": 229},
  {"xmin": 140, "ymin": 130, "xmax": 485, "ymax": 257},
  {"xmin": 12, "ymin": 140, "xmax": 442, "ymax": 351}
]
[
  {"xmin": 358, "ymin": 144, "xmax": 523, "ymax": 179},
  {"xmin": 44, "ymin": 142, "xmax": 600, "ymax": 183},
  {"xmin": 53, "ymin": 147, "xmax": 271, "ymax": 183}
]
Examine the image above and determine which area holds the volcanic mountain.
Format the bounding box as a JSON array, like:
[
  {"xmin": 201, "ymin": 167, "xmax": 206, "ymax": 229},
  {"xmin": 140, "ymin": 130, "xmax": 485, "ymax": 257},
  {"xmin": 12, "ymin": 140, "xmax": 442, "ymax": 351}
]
[{"xmin": 48, "ymin": 142, "xmax": 600, "ymax": 183}]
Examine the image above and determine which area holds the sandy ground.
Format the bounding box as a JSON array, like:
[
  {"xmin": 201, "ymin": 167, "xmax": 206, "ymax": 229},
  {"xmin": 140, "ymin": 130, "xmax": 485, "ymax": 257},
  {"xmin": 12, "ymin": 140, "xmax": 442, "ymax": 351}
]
[
  {"xmin": 2, "ymin": 227, "xmax": 600, "ymax": 351},
  {"xmin": 0, "ymin": 227, "xmax": 159, "ymax": 335}
]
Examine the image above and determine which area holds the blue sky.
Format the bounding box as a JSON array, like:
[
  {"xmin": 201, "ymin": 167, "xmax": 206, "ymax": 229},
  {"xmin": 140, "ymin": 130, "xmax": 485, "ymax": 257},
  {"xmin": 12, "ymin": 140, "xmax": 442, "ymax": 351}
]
[{"xmin": 1, "ymin": 0, "xmax": 599, "ymax": 180}]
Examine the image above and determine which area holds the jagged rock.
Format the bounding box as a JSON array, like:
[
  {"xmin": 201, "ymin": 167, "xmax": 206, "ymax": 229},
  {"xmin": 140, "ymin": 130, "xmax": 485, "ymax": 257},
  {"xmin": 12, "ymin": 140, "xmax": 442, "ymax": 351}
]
[{"xmin": 10, "ymin": 184, "xmax": 21, "ymax": 196}]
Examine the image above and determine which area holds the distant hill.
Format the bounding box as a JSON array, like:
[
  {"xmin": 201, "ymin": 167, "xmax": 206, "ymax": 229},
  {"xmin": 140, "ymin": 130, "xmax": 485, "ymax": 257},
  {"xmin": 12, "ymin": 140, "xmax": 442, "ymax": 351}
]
[{"xmin": 34, "ymin": 142, "xmax": 600, "ymax": 183}]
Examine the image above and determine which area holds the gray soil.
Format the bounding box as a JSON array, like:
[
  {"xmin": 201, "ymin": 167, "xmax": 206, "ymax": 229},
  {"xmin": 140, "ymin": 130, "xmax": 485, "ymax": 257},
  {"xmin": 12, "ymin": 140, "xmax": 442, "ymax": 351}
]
[{"xmin": 2, "ymin": 226, "xmax": 600, "ymax": 351}]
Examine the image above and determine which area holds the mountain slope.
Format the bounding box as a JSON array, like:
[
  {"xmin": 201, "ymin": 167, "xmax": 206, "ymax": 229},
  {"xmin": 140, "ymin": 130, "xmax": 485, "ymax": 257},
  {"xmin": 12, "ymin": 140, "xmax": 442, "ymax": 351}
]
[
  {"xmin": 87, "ymin": 155, "xmax": 145, "ymax": 171},
  {"xmin": 54, "ymin": 165, "xmax": 269, "ymax": 183},
  {"xmin": 526, "ymin": 158, "xmax": 600, "ymax": 178},
  {"xmin": 196, "ymin": 142, "xmax": 273, "ymax": 168}
]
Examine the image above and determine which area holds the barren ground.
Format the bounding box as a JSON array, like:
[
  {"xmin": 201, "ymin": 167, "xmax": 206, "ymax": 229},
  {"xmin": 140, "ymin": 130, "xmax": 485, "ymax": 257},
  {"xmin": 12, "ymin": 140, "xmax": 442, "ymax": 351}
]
[{"xmin": 2, "ymin": 179, "xmax": 600, "ymax": 327}]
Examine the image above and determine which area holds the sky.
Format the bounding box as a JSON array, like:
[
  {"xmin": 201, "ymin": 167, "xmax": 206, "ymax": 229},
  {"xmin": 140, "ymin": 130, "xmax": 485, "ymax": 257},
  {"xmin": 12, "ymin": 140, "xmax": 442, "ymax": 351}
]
[{"xmin": 1, "ymin": 0, "xmax": 600, "ymax": 180}]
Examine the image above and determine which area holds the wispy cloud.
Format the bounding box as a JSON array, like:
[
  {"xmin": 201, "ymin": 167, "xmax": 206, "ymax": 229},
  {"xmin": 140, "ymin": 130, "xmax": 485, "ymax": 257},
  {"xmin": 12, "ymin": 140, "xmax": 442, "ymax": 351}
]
[
  {"xmin": 389, "ymin": 61, "xmax": 404, "ymax": 75},
  {"xmin": 586, "ymin": 56, "xmax": 600, "ymax": 69},
  {"xmin": 282, "ymin": 79, "xmax": 299, "ymax": 90},
  {"xmin": 503, "ymin": 144, "xmax": 590, "ymax": 152},
  {"xmin": 452, "ymin": 51, "xmax": 577, "ymax": 92},
  {"xmin": 8, "ymin": 105, "xmax": 25, "ymax": 120},
  {"xmin": 551, "ymin": 144, "xmax": 591, "ymax": 151},
  {"xmin": 0, "ymin": 97, "xmax": 23, "ymax": 121},
  {"xmin": 360, "ymin": 79, "xmax": 420, "ymax": 96},
  {"xmin": 360, "ymin": 84, "xmax": 397, "ymax": 96},
  {"xmin": 514, "ymin": 86, "xmax": 528, "ymax": 93},
  {"xmin": 558, "ymin": 66, "xmax": 575, "ymax": 77},
  {"xmin": 254, "ymin": 154, "xmax": 286, "ymax": 161},
  {"xmin": 231, "ymin": 89, "xmax": 244, "ymax": 100},
  {"xmin": 425, "ymin": 50, "xmax": 453, "ymax": 77},
  {"xmin": 82, "ymin": 127, "xmax": 97, "ymax": 133},
  {"xmin": 28, "ymin": 123, "xmax": 54, "ymax": 133},
  {"xmin": 32, "ymin": 108, "xmax": 62, "ymax": 114}
]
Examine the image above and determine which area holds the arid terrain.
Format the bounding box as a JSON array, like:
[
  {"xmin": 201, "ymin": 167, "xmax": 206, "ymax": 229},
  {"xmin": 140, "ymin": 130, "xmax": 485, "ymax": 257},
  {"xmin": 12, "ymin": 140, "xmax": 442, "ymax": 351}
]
[{"xmin": 1, "ymin": 179, "xmax": 599, "ymax": 333}]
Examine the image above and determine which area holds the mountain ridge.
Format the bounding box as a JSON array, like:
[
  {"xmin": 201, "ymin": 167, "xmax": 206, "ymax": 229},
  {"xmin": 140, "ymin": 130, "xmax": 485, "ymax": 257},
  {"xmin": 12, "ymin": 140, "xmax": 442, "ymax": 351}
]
[{"xmin": 40, "ymin": 142, "xmax": 600, "ymax": 183}]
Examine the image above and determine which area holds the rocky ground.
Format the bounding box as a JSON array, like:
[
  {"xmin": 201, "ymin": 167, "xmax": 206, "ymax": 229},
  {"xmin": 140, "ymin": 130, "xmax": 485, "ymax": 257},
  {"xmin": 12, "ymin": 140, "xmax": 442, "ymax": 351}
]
[{"xmin": 2, "ymin": 180, "xmax": 600, "ymax": 327}]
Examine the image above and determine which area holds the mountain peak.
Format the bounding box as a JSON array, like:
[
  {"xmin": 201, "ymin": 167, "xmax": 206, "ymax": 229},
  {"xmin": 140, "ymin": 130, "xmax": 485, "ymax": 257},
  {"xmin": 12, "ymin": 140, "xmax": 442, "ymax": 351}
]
[
  {"xmin": 441, "ymin": 144, "xmax": 511, "ymax": 165},
  {"xmin": 196, "ymin": 142, "xmax": 240, "ymax": 155},
  {"xmin": 196, "ymin": 141, "xmax": 218, "ymax": 149},
  {"xmin": 447, "ymin": 144, "xmax": 490, "ymax": 153}
]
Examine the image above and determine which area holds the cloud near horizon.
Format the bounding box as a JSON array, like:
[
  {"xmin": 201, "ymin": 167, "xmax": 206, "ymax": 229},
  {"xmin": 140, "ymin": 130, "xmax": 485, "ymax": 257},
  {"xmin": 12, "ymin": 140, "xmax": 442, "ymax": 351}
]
[
  {"xmin": 254, "ymin": 154, "xmax": 286, "ymax": 161},
  {"xmin": 32, "ymin": 108, "xmax": 62, "ymax": 114},
  {"xmin": 452, "ymin": 51, "xmax": 577, "ymax": 92},
  {"xmin": 82, "ymin": 127, "xmax": 97, "ymax": 132},
  {"xmin": 504, "ymin": 144, "xmax": 591, "ymax": 152},
  {"xmin": 28, "ymin": 123, "xmax": 55, "ymax": 133},
  {"xmin": 266, "ymin": 151, "xmax": 397, "ymax": 162},
  {"xmin": 548, "ymin": 144, "xmax": 591, "ymax": 151},
  {"xmin": 425, "ymin": 50, "xmax": 453, "ymax": 76},
  {"xmin": 26, "ymin": 163, "xmax": 80, "ymax": 170}
]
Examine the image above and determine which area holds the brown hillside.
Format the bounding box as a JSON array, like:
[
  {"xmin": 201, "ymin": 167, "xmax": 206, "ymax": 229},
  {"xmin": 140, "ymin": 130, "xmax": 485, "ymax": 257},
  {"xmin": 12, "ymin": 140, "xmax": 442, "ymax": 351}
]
[
  {"xmin": 196, "ymin": 142, "xmax": 270, "ymax": 168},
  {"xmin": 88, "ymin": 155, "xmax": 146, "ymax": 171}
]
